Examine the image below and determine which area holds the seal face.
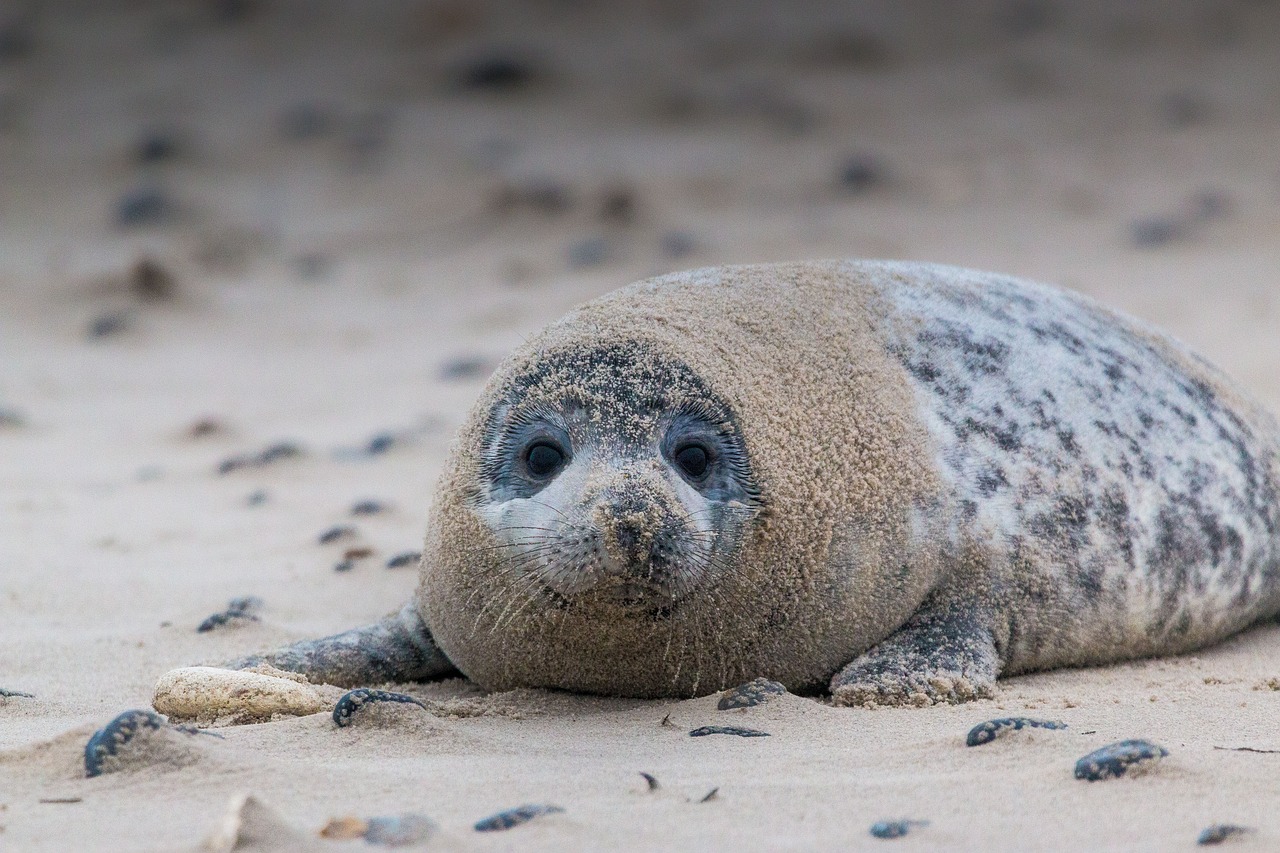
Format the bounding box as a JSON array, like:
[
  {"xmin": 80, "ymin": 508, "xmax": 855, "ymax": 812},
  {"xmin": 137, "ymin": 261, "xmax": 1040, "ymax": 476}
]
[
  {"xmin": 475, "ymin": 344, "xmax": 761, "ymax": 608},
  {"xmin": 227, "ymin": 260, "xmax": 1280, "ymax": 707}
]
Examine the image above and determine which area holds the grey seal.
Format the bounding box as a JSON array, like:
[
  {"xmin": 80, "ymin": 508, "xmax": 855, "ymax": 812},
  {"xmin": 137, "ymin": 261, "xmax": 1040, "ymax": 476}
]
[{"xmin": 226, "ymin": 260, "xmax": 1280, "ymax": 706}]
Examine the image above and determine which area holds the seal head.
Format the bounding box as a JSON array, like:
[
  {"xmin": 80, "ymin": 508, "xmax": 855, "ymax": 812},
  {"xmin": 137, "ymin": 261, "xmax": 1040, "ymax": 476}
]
[{"xmin": 421, "ymin": 263, "xmax": 947, "ymax": 697}]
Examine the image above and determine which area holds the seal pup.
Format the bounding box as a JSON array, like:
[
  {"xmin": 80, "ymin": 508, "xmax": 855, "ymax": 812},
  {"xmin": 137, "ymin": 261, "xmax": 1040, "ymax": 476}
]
[{"xmin": 226, "ymin": 260, "xmax": 1280, "ymax": 706}]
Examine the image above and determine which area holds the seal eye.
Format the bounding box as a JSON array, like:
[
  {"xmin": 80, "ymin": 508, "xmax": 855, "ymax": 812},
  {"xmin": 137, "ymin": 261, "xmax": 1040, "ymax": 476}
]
[
  {"xmin": 674, "ymin": 443, "xmax": 710, "ymax": 480},
  {"xmin": 525, "ymin": 442, "xmax": 565, "ymax": 478}
]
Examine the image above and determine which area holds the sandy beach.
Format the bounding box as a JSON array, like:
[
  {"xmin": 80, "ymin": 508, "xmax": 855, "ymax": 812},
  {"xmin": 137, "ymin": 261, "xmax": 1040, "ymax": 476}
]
[{"xmin": 4, "ymin": 1, "xmax": 1280, "ymax": 849}]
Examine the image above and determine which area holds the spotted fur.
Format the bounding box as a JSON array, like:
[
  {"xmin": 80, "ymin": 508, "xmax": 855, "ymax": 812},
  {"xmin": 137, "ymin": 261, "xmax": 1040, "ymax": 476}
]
[{"xmin": 874, "ymin": 262, "xmax": 1280, "ymax": 673}]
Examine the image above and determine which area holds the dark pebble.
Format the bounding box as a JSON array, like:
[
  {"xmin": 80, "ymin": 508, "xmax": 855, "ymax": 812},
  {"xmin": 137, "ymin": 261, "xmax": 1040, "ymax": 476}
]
[
  {"xmin": 0, "ymin": 16, "xmax": 33, "ymax": 61},
  {"xmin": 1074, "ymin": 739, "xmax": 1168, "ymax": 781},
  {"xmin": 473, "ymin": 804, "xmax": 564, "ymax": 832},
  {"xmin": 1, "ymin": 688, "xmax": 34, "ymax": 699},
  {"xmin": 116, "ymin": 185, "xmax": 177, "ymax": 227},
  {"xmin": 440, "ymin": 356, "xmax": 492, "ymax": 381},
  {"xmin": 1197, "ymin": 824, "xmax": 1253, "ymax": 845},
  {"xmin": 187, "ymin": 417, "xmax": 225, "ymax": 438},
  {"xmin": 659, "ymin": 230, "xmax": 698, "ymax": 259},
  {"xmin": 1130, "ymin": 217, "xmax": 1184, "ymax": 248},
  {"xmin": 279, "ymin": 102, "xmax": 333, "ymax": 141},
  {"xmin": 965, "ymin": 717, "xmax": 1067, "ymax": 746},
  {"xmin": 639, "ymin": 772, "xmax": 660, "ymax": 791},
  {"xmin": 838, "ymin": 155, "xmax": 888, "ymax": 193},
  {"xmin": 1160, "ymin": 91, "xmax": 1210, "ymax": 129},
  {"xmin": 334, "ymin": 559, "xmax": 356, "ymax": 572},
  {"xmin": 333, "ymin": 688, "xmax": 426, "ymax": 727},
  {"xmin": 294, "ymin": 251, "xmax": 332, "ymax": 280},
  {"xmin": 366, "ymin": 433, "xmax": 397, "ymax": 455},
  {"xmin": 689, "ymin": 725, "xmax": 770, "ymax": 738},
  {"xmin": 196, "ymin": 595, "xmax": 263, "ymax": 632},
  {"xmin": 318, "ymin": 525, "xmax": 357, "ymax": 544},
  {"xmin": 0, "ymin": 406, "xmax": 26, "ymax": 427},
  {"xmin": 870, "ymin": 820, "xmax": 927, "ymax": 840},
  {"xmin": 364, "ymin": 813, "xmax": 437, "ymax": 846},
  {"xmin": 493, "ymin": 179, "xmax": 573, "ymax": 216},
  {"xmin": 135, "ymin": 130, "xmax": 181, "ymax": 164},
  {"xmin": 84, "ymin": 709, "xmax": 165, "ymax": 777},
  {"xmin": 598, "ymin": 186, "xmax": 637, "ymax": 224},
  {"xmin": 698, "ymin": 787, "xmax": 719, "ymax": 803},
  {"xmin": 567, "ymin": 236, "xmax": 608, "ymax": 268},
  {"xmin": 246, "ymin": 490, "xmax": 268, "ymax": 506},
  {"xmin": 131, "ymin": 257, "xmax": 177, "ymax": 300},
  {"xmin": 386, "ymin": 551, "xmax": 421, "ymax": 569},
  {"xmin": 88, "ymin": 311, "xmax": 131, "ymax": 339},
  {"xmin": 218, "ymin": 441, "xmax": 303, "ymax": 474},
  {"xmin": 343, "ymin": 547, "xmax": 373, "ymax": 560},
  {"xmin": 350, "ymin": 500, "xmax": 387, "ymax": 516},
  {"xmin": 1190, "ymin": 189, "xmax": 1232, "ymax": 222},
  {"xmin": 718, "ymin": 677, "xmax": 787, "ymax": 710},
  {"xmin": 457, "ymin": 55, "xmax": 536, "ymax": 92}
]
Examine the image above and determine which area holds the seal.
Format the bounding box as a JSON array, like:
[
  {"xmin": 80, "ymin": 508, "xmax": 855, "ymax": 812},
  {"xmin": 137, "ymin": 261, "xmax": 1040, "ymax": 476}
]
[{"xmin": 224, "ymin": 260, "xmax": 1280, "ymax": 706}]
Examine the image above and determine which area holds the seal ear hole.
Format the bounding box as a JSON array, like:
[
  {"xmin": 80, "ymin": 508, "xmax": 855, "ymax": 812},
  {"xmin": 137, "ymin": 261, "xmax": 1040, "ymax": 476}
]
[
  {"xmin": 673, "ymin": 443, "xmax": 711, "ymax": 480},
  {"xmin": 525, "ymin": 441, "xmax": 567, "ymax": 478}
]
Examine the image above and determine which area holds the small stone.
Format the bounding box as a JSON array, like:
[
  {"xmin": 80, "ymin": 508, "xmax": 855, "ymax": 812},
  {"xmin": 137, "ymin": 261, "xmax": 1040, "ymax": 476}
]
[
  {"xmin": 718, "ymin": 678, "xmax": 787, "ymax": 710},
  {"xmin": 493, "ymin": 179, "xmax": 573, "ymax": 215},
  {"xmin": 456, "ymin": 54, "xmax": 536, "ymax": 92},
  {"xmin": 965, "ymin": 717, "xmax": 1067, "ymax": 746},
  {"xmin": 1074, "ymin": 739, "xmax": 1168, "ymax": 781},
  {"xmin": 294, "ymin": 251, "xmax": 332, "ymax": 280},
  {"xmin": 216, "ymin": 441, "xmax": 302, "ymax": 474},
  {"xmin": 0, "ymin": 407, "xmax": 26, "ymax": 428},
  {"xmin": 319, "ymin": 816, "xmax": 368, "ymax": 840},
  {"xmin": 334, "ymin": 559, "xmax": 356, "ymax": 573},
  {"xmin": 153, "ymin": 666, "xmax": 330, "ymax": 723},
  {"xmin": 1130, "ymin": 217, "xmax": 1184, "ymax": 248},
  {"xmin": 870, "ymin": 820, "xmax": 928, "ymax": 840},
  {"xmin": 473, "ymin": 804, "xmax": 564, "ymax": 832},
  {"xmin": 689, "ymin": 725, "xmax": 770, "ymax": 738},
  {"xmin": 131, "ymin": 257, "xmax": 177, "ymax": 300},
  {"xmin": 567, "ymin": 236, "xmax": 608, "ymax": 269},
  {"xmin": 332, "ymin": 688, "xmax": 427, "ymax": 727},
  {"xmin": 440, "ymin": 356, "xmax": 493, "ymax": 381},
  {"xmin": 116, "ymin": 185, "xmax": 177, "ymax": 227},
  {"xmin": 343, "ymin": 547, "xmax": 373, "ymax": 560},
  {"xmin": 319, "ymin": 525, "xmax": 356, "ymax": 544},
  {"xmin": 84, "ymin": 710, "xmax": 167, "ymax": 777},
  {"xmin": 386, "ymin": 551, "xmax": 420, "ymax": 569},
  {"xmin": 135, "ymin": 130, "xmax": 181, "ymax": 164},
  {"xmin": 639, "ymin": 772, "xmax": 660, "ymax": 791},
  {"xmin": 0, "ymin": 688, "xmax": 34, "ymax": 699},
  {"xmin": 187, "ymin": 417, "xmax": 225, "ymax": 438},
  {"xmin": 280, "ymin": 103, "xmax": 332, "ymax": 141},
  {"xmin": 1197, "ymin": 824, "xmax": 1253, "ymax": 845},
  {"xmin": 838, "ymin": 155, "xmax": 888, "ymax": 193},
  {"xmin": 88, "ymin": 310, "xmax": 131, "ymax": 339},
  {"xmin": 366, "ymin": 433, "xmax": 396, "ymax": 455},
  {"xmin": 698, "ymin": 788, "xmax": 719, "ymax": 803},
  {"xmin": 659, "ymin": 230, "xmax": 698, "ymax": 259},
  {"xmin": 246, "ymin": 490, "xmax": 268, "ymax": 506},
  {"xmin": 197, "ymin": 596, "xmax": 263, "ymax": 633},
  {"xmin": 1160, "ymin": 91, "xmax": 1210, "ymax": 129},
  {"xmin": 598, "ymin": 186, "xmax": 637, "ymax": 223},
  {"xmin": 363, "ymin": 813, "xmax": 437, "ymax": 846},
  {"xmin": 350, "ymin": 499, "xmax": 387, "ymax": 516}
]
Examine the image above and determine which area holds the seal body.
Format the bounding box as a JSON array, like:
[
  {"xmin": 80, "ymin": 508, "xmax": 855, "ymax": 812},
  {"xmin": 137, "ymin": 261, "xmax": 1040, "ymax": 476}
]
[
  {"xmin": 417, "ymin": 261, "xmax": 1280, "ymax": 701},
  {"xmin": 232, "ymin": 261, "xmax": 1280, "ymax": 705}
]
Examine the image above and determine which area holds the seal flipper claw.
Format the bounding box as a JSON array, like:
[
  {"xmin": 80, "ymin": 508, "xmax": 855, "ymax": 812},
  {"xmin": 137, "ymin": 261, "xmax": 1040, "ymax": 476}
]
[
  {"xmin": 830, "ymin": 601, "xmax": 1000, "ymax": 707},
  {"xmin": 84, "ymin": 709, "xmax": 207, "ymax": 777},
  {"xmin": 227, "ymin": 601, "xmax": 459, "ymax": 688}
]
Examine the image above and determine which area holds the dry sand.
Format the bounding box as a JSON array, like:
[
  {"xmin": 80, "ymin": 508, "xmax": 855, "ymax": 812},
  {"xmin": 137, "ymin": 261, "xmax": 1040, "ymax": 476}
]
[{"xmin": 3, "ymin": 1, "xmax": 1280, "ymax": 849}]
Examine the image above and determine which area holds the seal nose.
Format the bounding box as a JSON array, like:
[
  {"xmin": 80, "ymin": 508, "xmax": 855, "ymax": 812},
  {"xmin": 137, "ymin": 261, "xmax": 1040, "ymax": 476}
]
[{"xmin": 595, "ymin": 472, "xmax": 673, "ymax": 576}]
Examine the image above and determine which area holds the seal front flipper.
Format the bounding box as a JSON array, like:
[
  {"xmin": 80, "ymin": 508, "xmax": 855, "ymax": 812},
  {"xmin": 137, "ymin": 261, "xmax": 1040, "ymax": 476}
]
[
  {"xmin": 829, "ymin": 599, "xmax": 1000, "ymax": 708},
  {"xmin": 227, "ymin": 602, "xmax": 459, "ymax": 688}
]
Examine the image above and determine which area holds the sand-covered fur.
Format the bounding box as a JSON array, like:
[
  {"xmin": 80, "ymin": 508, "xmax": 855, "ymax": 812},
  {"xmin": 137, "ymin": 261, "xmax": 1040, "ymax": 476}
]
[{"xmin": 412, "ymin": 260, "xmax": 1280, "ymax": 703}]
